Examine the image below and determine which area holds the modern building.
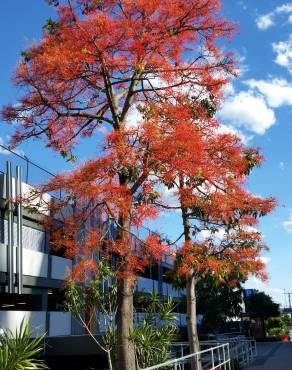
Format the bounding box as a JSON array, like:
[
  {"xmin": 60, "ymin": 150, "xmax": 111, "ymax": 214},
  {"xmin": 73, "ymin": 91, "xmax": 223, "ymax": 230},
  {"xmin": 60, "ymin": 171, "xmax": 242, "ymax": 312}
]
[{"xmin": 0, "ymin": 157, "xmax": 186, "ymax": 357}]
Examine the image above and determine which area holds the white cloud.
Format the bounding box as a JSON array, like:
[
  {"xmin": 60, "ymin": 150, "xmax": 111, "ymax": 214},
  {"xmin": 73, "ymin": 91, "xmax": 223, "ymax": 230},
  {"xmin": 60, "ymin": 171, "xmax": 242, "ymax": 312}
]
[
  {"xmin": 272, "ymin": 35, "xmax": 292, "ymax": 74},
  {"xmin": 259, "ymin": 256, "xmax": 271, "ymax": 265},
  {"xmin": 277, "ymin": 3, "xmax": 292, "ymax": 13},
  {"xmin": 0, "ymin": 135, "xmax": 25, "ymax": 157},
  {"xmin": 197, "ymin": 228, "xmax": 225, "ymax": 242},
  {"xmin": 217, "ymin": 123, "xmax": 252, "ymax": 144},
  {"xmin": 246, "ymin": 78, "xmax": 292, "ymax": 107},
  {"xmin": 125, "ymin": 104, "xmax": 143, "ymax": 129},
  {"xmin": 219, "ymin": 91, "xmax": 276, "ymax": 135},
  {"xmin": 283, "ymin": 214, "xmax": 292, "ymax": 233},
  {"xmin": 245, "ymin": 276, "xmax": 284, "ymax": 305},
  {"xmin": 256, "ymin": 3, "xmax": 292, "ymax": 30},
  {"xmin": 279, "ymin": 161, "xmax": 285, "ymax": 170},
  {"xmin": 256, "ymin": 14, "xmax": 274, "ymax": 30}
]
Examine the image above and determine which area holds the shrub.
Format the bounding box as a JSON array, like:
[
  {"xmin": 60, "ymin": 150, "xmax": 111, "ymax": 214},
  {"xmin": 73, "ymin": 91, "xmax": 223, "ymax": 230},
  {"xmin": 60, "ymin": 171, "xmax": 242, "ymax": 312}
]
[{"xmin": 0, "ymin": 319, "xmax": 48, "ymax": 370}]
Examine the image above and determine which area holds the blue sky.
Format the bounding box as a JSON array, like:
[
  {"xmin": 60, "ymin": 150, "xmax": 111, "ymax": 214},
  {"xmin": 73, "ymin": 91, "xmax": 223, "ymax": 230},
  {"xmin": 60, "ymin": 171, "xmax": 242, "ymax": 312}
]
[{"xmin": 1, "ymin": 1, "xmax": 292, "ymax": 307}]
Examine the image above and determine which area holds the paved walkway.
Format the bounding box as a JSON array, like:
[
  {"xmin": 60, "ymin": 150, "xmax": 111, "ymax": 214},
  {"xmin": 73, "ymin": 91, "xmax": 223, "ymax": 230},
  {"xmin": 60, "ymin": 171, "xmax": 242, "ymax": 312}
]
[{"xmin": 247, "ymin": 342, "xmax": 292, "ymax": 370}]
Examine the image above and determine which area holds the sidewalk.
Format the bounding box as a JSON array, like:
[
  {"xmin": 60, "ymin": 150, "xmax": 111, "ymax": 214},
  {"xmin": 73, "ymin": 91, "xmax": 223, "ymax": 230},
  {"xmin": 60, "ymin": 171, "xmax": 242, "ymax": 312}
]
[{"xmin": 247, "ymin": 342, "xmax": 292, "ymax": 370}]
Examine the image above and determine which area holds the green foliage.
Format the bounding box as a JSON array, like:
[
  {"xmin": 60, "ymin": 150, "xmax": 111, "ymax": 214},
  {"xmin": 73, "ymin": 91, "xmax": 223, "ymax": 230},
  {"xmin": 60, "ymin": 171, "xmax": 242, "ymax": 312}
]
[
  {"xmin": 43, "ymin": 18, "xmax": 60, "ymax": 35},
  {"xmin": 64, "ymin": 258, "xmax": 117, "ymax": 356},
  {"xmin": 65, "ymin": 260, "xmax": 178, "ymax": 369},
  {"xmin": 0, "ymin": 319, "xmax": 48, "ymax": 370},
  {"xmin": 281, "ymin": 314, "xmax": 292, "ymax": 329},
  {"xmin": 268, "ymin": 327, "xmax": 286, "ymax": 337},
  {"xmin": 196, "ymin": 276, "xmax": 244, "ymax": 333},
  {"xmin": 230, "ymin": 358, "xmax": 243, "ymax": 370},
  {"xmin": 265, "ymin": 315, "xmax": 292, "ymax": 337},
  {"xmin": 265, "ymin": 317, "xmax": 285, "ymax": 332},
  {"xmin": 20, "ymin": 51, "xmax": 31, "ymax": 63},
  {"xmin": 243, "ymin": 149, "xmax": 261, "ymax": 175},
  {"xmin": 245, "ymin": 291, "xmax": 280, "ymax": 320},
  {"xmin": 201, "ymin": 99, "xmax": 216, "ymax": 118},
  {"xmin": 59, "ymin": 150, "xmax": 78, "ymax": 163},
  {"xmin": 131, "ymin": 293, "xmax": 178, "ymax": 369}
]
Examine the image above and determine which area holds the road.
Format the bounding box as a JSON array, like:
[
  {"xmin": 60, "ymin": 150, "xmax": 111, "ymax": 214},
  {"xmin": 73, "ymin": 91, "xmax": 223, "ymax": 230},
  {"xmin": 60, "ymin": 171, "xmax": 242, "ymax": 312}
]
[{"xmin": 247, "ymin": 342, "xmax": 292, "ymax": 370}]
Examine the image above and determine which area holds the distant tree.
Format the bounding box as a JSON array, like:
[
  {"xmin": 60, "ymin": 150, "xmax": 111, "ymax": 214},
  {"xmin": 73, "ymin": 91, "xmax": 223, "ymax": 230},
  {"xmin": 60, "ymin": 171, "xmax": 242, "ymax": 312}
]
[
  {"xmin": 245, "ymin": 291, "xmax": 280, "ymax": 320},
  {"xmin": 265, "ymin": 316, "xmax": 285, "ymax": 336},
  {"xmin": 196, "ymin": 277, "xmax": 244, "ymax": 334}
]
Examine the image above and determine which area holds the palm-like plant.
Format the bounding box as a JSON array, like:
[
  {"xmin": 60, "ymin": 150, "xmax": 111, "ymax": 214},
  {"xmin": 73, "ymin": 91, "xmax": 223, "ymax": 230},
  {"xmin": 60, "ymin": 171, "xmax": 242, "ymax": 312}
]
[
  {"xmin": 131, "ymin": 293, "xmax": 178, "ymax": 369},
  {"xmin": 0, "ymin": 319, "xmax": 48, "ymax": 370}
]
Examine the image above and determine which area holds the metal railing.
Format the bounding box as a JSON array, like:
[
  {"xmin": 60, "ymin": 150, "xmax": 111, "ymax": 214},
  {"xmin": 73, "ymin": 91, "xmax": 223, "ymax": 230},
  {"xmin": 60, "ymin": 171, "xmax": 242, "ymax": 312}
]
[
  {"xmin": 170, "ymin": 336, "xmax": 257, "ymax": 369},
  {"xmin": 140, "ymin": 343, "xmax": 231, "ymax": 370}
]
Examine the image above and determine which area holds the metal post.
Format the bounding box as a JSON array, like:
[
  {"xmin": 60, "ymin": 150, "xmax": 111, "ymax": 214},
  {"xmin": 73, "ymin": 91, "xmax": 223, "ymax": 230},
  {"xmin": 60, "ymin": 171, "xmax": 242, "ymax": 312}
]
[
  {"xmin": 6, "ymin": 161, "xmax": 14, "ymax": 294},
  {"xmin": 211, "ymin": 347, "xmax": 215, "ymax": 368},
  {"xmin": 227, "ymin": 344, "xmax": 231, "ymax": 370},
  {"xmin": 223, "ymin": 344, "xmax": 227, "ymax": 370},
  {"xmin": 16, "ymin": 166, "xmax": 23, "ymax": 294},
  {"xmin": 196, "ymin": 353, "xmax": 200, "ymax": 370}
]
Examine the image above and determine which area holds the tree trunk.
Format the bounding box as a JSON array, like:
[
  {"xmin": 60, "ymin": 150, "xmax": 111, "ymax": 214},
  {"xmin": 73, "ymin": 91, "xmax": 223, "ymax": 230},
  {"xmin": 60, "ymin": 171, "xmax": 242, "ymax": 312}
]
[
  {"xmin": 115, "ymin": 210, "xmax": 136, "ymax": 370},
  {"xmin": 186, "ymin": 274, "xmax": 202, "ymax": 370},
  {"xmin": 116, "ymin": 276, "xmax": 136, "ymax": 370},
  {"xmin": 180, "ymin": 177, "xmax": 202, "ymax": 370}
]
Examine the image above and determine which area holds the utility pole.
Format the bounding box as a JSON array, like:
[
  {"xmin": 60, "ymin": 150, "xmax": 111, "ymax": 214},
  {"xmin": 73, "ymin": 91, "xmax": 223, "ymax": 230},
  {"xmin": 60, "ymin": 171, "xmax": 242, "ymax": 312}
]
[{"xmin": 284, "ymin": 290, "xmax": 292, "ymax": 318}]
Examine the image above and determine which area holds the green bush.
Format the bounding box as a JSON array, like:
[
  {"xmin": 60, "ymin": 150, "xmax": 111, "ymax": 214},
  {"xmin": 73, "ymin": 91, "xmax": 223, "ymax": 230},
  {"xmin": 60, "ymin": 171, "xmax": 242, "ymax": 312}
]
[
  {"xmin": 0, "ymin": 319, "xmax": 48, "ymax": 370},
  {"xmin": 130, "ymin": 293, "xmax": 178, "ymax": 369},
  {"xmin": 268, "ymin": 327, "xmax": 285, "ymax": 337},
  {"xmin": 230, "ymin": 358, "xmax": 242, "ymax": 370}
]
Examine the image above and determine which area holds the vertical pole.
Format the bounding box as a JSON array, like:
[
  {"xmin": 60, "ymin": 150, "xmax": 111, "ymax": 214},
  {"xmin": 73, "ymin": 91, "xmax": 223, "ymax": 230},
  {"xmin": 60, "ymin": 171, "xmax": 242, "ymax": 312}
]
[
  {"xmin": 227, "ymin": 344, "xmax": 231, "ymax": 370},
  {"xmin": 196, "ymin": 353, "xmax": 200, "ymax": 370},
  {"xmin": 6, "ymin": 161, "xmax": 14, "ymax": 294},
  {"xmin": 16, "ymin": 166, "xmax": 23, "ymax": 294},
  {"xmin": 288, "ymin": 293, "xmax": 292, "ymax": 319}
]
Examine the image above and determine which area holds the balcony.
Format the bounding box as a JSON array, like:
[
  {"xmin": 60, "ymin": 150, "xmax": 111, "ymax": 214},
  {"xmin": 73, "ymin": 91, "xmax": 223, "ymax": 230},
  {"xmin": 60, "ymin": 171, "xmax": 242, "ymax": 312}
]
[{"xmin": 0, "ymin": 243, "xmax": 72, "ymax": 280}]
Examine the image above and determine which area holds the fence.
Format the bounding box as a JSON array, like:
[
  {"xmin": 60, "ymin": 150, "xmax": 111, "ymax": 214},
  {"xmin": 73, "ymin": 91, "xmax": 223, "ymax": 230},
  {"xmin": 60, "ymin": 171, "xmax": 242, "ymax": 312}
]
[
  {"xmin": 170, "ymin": 336, "xmax": 257, "ymax": 370},
  {"xmin": 141, "ymin": 343, "xmax": 231, "ymax": 370}
]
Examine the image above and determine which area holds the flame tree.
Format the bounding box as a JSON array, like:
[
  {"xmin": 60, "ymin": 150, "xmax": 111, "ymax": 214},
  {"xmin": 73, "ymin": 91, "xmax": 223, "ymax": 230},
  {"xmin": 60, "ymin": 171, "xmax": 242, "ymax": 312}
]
[
  {"xmin": 2, "ymin": 1, "xmax": 236, "ymax": 369},
  {"xmin": 142, "ymin": 100, "xmax": 275, "ymax": 369}
]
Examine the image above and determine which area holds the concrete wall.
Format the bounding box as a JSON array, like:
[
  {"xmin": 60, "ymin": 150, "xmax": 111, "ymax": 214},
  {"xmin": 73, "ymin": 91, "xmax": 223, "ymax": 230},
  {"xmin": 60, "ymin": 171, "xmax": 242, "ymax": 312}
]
[
  {"xmin": 0, "ymin": 311, "xmax": 73, "ymax": 337},
  {"xmin": 0, "ymin": 243, "xmax": 71, "ymax": 280}
]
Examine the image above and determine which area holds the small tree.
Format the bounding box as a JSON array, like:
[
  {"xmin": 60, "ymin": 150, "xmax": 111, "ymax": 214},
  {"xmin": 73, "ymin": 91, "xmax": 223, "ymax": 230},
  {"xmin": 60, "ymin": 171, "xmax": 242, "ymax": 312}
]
[{"xmin": 64, "ymin": 258, "xmax": 117, "ymax": 370}]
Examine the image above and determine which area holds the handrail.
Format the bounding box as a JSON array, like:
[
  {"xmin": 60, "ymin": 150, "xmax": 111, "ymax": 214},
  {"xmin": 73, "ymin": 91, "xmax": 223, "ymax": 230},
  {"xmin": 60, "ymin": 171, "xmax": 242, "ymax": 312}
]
[
  {"xmin": 141, "ymin": 343, "xmax": 230, "ymax": 370},
  {"xmin": 169, "ymin": 337, "xmax": 257, "ymax": 369}
]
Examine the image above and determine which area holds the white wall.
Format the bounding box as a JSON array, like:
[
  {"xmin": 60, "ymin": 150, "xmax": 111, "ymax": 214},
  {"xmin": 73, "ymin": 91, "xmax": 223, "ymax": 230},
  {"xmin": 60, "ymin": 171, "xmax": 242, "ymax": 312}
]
[
  {"xmin": 23, "ymin": 248, "xmax": 48, "ymax": 277},
  {"xmin": 0, "ymin": 311, "xmax": 74, "ymax": 338},
  {"xmin": 0, "ymin": 244, "xmax": 72, "ymax": 280},
  {"xmin": 0, "ymin": 311, "xmax": 46, "ymax": 337}
]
